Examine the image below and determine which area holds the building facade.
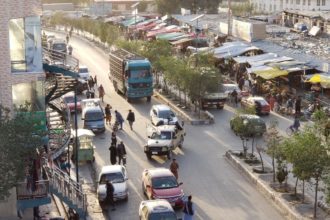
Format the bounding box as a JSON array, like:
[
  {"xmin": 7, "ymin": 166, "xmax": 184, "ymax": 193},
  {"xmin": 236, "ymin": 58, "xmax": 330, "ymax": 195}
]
[
  {"xmin": 251, "ymin": 0, "xmax": 330, "ymax": 13},
  {"xmin": 0, "ymin": 0, "xmax": 44, "ymax": 218}
]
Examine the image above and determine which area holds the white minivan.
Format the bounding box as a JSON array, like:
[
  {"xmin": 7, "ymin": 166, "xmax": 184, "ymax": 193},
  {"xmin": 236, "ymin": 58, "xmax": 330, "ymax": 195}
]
[{"xmin": 78, "ymin": 65, "xmax": 90, "ymax": 80}]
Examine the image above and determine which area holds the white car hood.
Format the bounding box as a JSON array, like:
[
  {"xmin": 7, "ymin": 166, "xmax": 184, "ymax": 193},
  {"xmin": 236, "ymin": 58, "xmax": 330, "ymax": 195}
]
[
  {"xmin": 147, "ymin": 139, "xmax": 172, "ymax": 147},
  {"xmin": 98, "ymin": 182, "xmax": 128, "ymax": 195}
]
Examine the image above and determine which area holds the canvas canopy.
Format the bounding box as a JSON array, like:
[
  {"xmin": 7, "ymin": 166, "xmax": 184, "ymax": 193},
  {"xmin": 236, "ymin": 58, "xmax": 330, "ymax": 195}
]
[
  {"xmin": 233, "ymin": 53, "xmax": 278, "ymax": 64},
  {"xmin": 170, "ymin": 38, "xmax": 193, "ymax": 45},
  {"xmin": 214, "ymin": 46, "xmax": 261, "ymax": 59},
  {"xmin": 156, "ymin": 32, "xmax": 185, "ymax": 40},
  {"xmin": 307, "ymin": 74, "xmax": 330, "ymax": 88},
  {"xmin": 253, "ymin": 68, "xmax": 289, "ymax": 79}
]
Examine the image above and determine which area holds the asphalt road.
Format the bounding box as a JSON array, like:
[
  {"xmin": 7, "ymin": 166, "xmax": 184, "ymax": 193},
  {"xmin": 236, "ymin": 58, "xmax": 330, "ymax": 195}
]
[{"xmin": 48, "ymin": 30, "xmax": 285, "ymax": 220}]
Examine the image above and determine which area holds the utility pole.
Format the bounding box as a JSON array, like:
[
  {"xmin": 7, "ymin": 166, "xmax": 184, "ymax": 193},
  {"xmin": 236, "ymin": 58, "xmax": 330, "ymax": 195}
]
[{"xmin": 228, "ymin": 0, "xmax": 231, "ymax": 36}]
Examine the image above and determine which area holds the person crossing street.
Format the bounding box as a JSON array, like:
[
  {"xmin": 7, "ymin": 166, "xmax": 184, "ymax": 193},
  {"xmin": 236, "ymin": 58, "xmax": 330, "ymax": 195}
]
[
  {"xmin": 126, "ymin": 109, "xmax": 135, "ymax": 130},
  {"xmin": 170, "ymin": 158, "xmax": 179, "ymax": 180},
  {"xmin": 117, "ymin": 141, "xmax": 127, "ymax": 165}
]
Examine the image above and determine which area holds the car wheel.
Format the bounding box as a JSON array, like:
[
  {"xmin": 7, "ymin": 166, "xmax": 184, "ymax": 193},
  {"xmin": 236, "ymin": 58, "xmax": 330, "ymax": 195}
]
[
  {"xmin": 146, "ymin": 152, "xmax": 152, "ymax": 160},
  {"xmin": 167, "ymin": 151, "xmax": 171, "ymax": 160}
]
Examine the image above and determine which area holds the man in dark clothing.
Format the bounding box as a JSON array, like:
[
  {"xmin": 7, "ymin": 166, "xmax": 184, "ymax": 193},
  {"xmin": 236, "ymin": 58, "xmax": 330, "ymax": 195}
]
[
  {"xmin": 126, "ymin": 109, "xmax": 135, "ymax": 130},
  {"xmin": 106, "ymin": 181, "xmax": 115, "ymax": 211},
  {"xmin": 117, "ymin": 141, "xmax": 127, "ymax": 165},
  {"xmin": 109, "ymin": 144, "xmax": 117, "ymax": 165},
  {"xmin": 183, "ymin": 195, "xmax": 195, "ymax": 219},
  {"xmin": 105, "ymin": 104, "xmax": 112, "ymax": 125},
  {"xmin": 115, "ymin": 110, "xmax": 124, "ymax": 130},
  {"xmin": 231, "ymin": 89, "xmax": 238, "ymax": 106},
  {"xmin": 111, "ymin": 132, "xmax": 117, "ymax": 146},
  {"xmin": 238, "ymin": 77, "xmax": 244, "ymax": 91},
  {"xmin": 295, "ymin": 96, "xmax": 301, "ymax": 115}
]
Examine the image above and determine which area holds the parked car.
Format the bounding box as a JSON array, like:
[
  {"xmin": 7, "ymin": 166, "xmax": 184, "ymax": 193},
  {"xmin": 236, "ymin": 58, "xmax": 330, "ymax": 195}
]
[
  {"xmin": 241, "ymin": 96, "xmax": 270, "ymax": 115},
  {"xmin": 63, "ymin": 91, "xmax": 81, "ymax": 113},
  {"xmin": 97, "ymin": 165, "xmax": 128, "ymax": 205},
  {"xmin": 81, "ymin": 98, "xmax": 105, "ymax": 133},
  {"xmin": 142, "ymin": 168, "xmax": 184, "ymax": 208},
  {"xmin": 230, "ymin": 114, "xmax": 266, "ymax": 136},
  {"xmin": 150, "ymin": 104, "xmax": 178, "ymax": 126},
  {"xmin": 221, "ymin": 83, "xmax": 243, "ymax": 100},
  {"xmin": 138, "ymin": 199, "xmax": 178, "ymax": 220}
]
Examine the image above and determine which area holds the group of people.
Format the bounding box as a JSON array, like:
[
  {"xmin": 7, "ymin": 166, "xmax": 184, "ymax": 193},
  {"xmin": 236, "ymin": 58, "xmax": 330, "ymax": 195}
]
[
  {"xmin": 267, "ymin": 94, "xmax": 302, "ymax": 116},
  {"xmin": 109, "ymin": 134, "xmax": 127, "ymax": 166}
]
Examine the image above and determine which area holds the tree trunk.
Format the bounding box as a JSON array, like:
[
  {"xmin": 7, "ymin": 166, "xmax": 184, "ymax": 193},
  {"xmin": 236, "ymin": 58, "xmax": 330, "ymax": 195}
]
[
  {"xmin": 257, "ymin": 149, "xmax": 264, "ymax": 172},
  {"xmin": 251, "ymin": 137, "xmax": 255, "ymax": 156},
  {"xmin": 314, "ymin": 178, "xmax": 319, "ymax": 218},
  {"xmin": 302, "ymin": 180, "xmax": 305, "ymax": 203},
  {"xmin": 272, "ymin": 154, "xmax": 276, "ymax": 182},
  {"xmin": 294, "ymin": 177, "xmax": 298, "ymax": 196}
]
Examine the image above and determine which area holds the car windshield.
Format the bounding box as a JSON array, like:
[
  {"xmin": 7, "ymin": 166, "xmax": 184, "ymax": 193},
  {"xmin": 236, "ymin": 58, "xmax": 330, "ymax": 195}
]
[
  {"xmin": 223, "ymin": 85, "xmax": 239, "ymax": 92},
  {"xmin": 64, "ymin": 96, "xmax": 74, "ymax": 103},
  {"xmin": 152, "ymin": 176, "xmax": 178, "ymax": 189},
  {"xmin": 100, "ymin": 172, "xmax": 124, "ymax": 184},
  {"xmin": 53, "ymin": 43, "xmax": 66, "ymax": 51},
  {"xmin": 85, "ymin": 111, "xmax": 104, "ymax": 121},
  {"xmin": 151, "ymin": 131, "xmax": 172, "ymax": 140},
  {"xmin": 130, "ymin": 69, "xmax": 151, "ymax": 79},
  {"xmin": 149, "ymin": 212, "xmax": 177, "ymax": 220},
  {"xmin": 79, "ymin": 68, "xmax": 88, "ymax": 73},
  {"xmin": 255, "ymin": 99, "xmax": 268, "ymax": 105},
  {"xmin": 158, "ymin": 110, "xmax": 175, "ymax": 119}
]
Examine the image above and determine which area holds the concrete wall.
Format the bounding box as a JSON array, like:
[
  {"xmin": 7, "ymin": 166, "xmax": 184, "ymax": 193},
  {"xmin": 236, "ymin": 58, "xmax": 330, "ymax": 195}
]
[{"xmin": 0, "ymin": 0, "xmax": 42, "ymax": 217}]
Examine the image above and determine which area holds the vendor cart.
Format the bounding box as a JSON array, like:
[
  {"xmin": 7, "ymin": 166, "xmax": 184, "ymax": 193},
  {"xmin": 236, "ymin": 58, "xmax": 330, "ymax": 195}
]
[{"xmin": 71, "ymin": 129, "xmax": 95, "ymax": 163}]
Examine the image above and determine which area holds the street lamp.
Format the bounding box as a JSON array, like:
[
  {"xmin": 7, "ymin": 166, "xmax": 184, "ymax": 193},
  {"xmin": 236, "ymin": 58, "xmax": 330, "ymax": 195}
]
[
  {"xmin": 190, "ymin": 14, "xmax": 205, "ymax": 67},
  {"xmin": 131, "ymin": 2, "xmax": 140, "ymax": 40}
]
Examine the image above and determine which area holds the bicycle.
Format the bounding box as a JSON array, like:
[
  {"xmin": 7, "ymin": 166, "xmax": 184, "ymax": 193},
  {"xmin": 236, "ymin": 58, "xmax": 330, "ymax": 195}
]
[{"xmin": 286, "ymin": 126, "xmax": 299, "ymax": 136}]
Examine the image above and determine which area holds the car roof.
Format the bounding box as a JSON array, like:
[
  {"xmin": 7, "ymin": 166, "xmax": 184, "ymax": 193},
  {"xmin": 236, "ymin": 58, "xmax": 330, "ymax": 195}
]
[
  {"xmin": 144, "ymin": 168, "xmax": 173, "ymax": 178},
  {"xmin": 222, "ymin": 83, "xmax": 238, "ymax": 87},
  {"xmin": 63, "ymin": 91, "xmax": 75, "ymax": 97},
  {"xmin": 247, "ymin": 96, "xmax": 265, "ymax": 101},
  {"xmin": 140, "ymin": 199, "xmax": 174, "ymax": 212},
  {"xmin": 153, "ymin": 104, "xmax": 171, "ymax": 111},
  {"xmin": 79, "ymin": 65, "xmax": 88, "ymax": 69},
  {"xmin": 157, "ymin": 125, "xmax": 176, "ymax": 132},
  {"xmin": 240, "ymin": 114, "xmax": 261, "ymax": 119},
  {"xmin": 101, "ymin": 165, "xmax": 123, "ymax": 174}
]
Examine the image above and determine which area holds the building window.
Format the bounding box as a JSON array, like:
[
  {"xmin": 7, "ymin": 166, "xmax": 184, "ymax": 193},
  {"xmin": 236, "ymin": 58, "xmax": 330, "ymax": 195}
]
[
  {"xmin": 303, "ymin": 0, "xmax": 306, "ymax": 5},
  {"xmin": 308, "ymin": 0, "xmax": 311, "ymax": 5},
  {"xmin": 317, "ymin": 0, "xmax": 320, "ymax": 5},
  {"xmin": 322, "ymin": 0, "xmax": 325, "ymax": 5},
  {"xmin": 9, "ymin": 16, "xmax": 42, "ymax": 73},
  {"xmin": 291, "ymin": 0, "xmax": 293, "ymax": 4},
  {"xmin": 286, "ymin": 0, "xmax": 289, "ymax": 3},
  {"xmin": 12, "ymin": 81, "xmax": 45, "ymax": 111},
  {"xmin": 296, "ymin": 0, "xmax": 300, "ymax": 4},
  {"xmin": 274, "ymin": 5, "xmax": 277, "ymax": 10}
]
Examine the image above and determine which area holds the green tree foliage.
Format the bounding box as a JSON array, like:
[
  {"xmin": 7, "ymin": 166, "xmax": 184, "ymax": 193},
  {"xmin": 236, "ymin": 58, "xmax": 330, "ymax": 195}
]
[
  {"xmin": 141, "ymin": 40, "xmax": 172, "ymax": 72},
  {"xmin": 179, "ymin": 0, "xmax": 222, "ymax": 14},
  {"xmin": 0, "ymin": 105, "xmax": 44, "ymax": 199},
  {"xmin": 42, "ymin": 0, "xmax": 89, "ymax": 5},
  {"xmin": 155, "ymin": 0, "xmax": 180, "ymax": 14},
  {"xmin": 219, "ymin": 3, "xmax": 254, "ymax": 17},
  {"xmin": 281, "ymin": 127, "xmax": 329, "ymax": 218},
  {"xmin": 114, "ymin": 39, "xmax": 144, "ymax": 54}
]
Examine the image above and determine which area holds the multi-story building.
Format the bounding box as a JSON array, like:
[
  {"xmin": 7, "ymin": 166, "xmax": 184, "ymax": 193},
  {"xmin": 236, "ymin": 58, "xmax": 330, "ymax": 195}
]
[
  {"xmin": 251, "ymin": 0, "xmax": 330, "ymax": 13},
  {"xmin": 0, "ymin": 0, "xmax": 45, "ymax": 218}
]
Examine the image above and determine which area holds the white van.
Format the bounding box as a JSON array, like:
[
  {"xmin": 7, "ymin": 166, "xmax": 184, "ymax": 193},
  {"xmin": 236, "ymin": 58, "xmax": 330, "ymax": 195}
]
[{"xmin": 78, "ymin": 66, "xmax": 90, "ymax": 80}]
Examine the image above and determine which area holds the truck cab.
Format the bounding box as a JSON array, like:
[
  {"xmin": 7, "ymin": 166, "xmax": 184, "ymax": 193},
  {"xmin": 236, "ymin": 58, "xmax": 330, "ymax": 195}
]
[
  {"xmin": 201, "ymin": 92, "xmax": 227, "ymax": 110},
  {"xmin": 144, "ymin": 122, "xmax": 185, "ymax": 160},
  {"xmin": 81, "ymin": 98, "xmax": 105, "ymax": 133}
]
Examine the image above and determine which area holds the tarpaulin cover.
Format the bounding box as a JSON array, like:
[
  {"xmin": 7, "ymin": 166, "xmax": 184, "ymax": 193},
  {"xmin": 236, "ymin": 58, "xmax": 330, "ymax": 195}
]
[
  {"xmin": 254, "ymin": 68, "xmax": 289, "ymax": 79},
  {"xmin": 308, "ymin": 74, "xmax": 330, "ymax": 88}
]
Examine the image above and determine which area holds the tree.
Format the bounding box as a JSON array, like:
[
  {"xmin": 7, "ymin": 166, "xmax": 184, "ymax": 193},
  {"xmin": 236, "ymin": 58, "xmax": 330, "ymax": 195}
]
[
  {"xmin": 281, "ymin": 126, "xmax": 330, "ymax": 218},
  {"xmin": 155, "ymin": 0, "xmax": 180, "ymax": 14},
  {"xmin": 265, "ymin": 120, "xmax": 282, "ymax": 182},
  {"xmin": 0, "ymin": 105, "xmax": 44, "ymax": 199}
]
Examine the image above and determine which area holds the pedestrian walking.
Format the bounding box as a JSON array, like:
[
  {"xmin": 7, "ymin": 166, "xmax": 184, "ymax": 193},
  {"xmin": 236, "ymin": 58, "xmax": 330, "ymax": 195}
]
[
  {"xmin": 117, "ymin": 141, "xmax": 127, "ymax": 165},
  {"xmin": 109, "ymin": 143, "xmax": 117, "ymax": 165},
  {"xmin": 105, "ymin": 104, "xmax": 112, "ymax": 125},
  {"xmin": 231, "ymin": 89, "xmax": 238, "ymax": 106},
  {"xmin": 115, "ymin": 110, "xmax": 124, "ymax": 130},
  {"xmin": 106, "ymin": 180, "xmax": 116, "ymax": 211},
  {"xmin": 98, "ymin": 84, "xmax": 105, "ymax": 102},
  {"xmin": 126, "ymin": 109, "xmax": 135, "ymax": 130},
  {"xmin": 94, "ymin": 75, "xmax": 97, "ymax": 86},
  {"xmin": 286, "ymin": 98, "xmax": 293, "ymax": 115},
  {"xmin": 66, "ymin": 34, "xmax": 69, "ymax": 43},
  {"xmin": 183, "ymin": 195, "xmax": 195, "ymax": 220},
  {"xmin": 238, "ymin": 76, "xmax": 244, "ymax": 91},
  {"xmin": 269, "ymin": 95, "xmax": 275, "ymax": 111},
  {"xmin": 111, "ymin": 132, "xmax": 117, "ymax": 147},
  {"xmin": 170, "ymin": 158, "xmax": 179, "ymax": 180},
  {"xmin": 88, "ymin": 76, "xmax": 94, "ymax": 89},
  {"xmin": 295, "ymin": 96, "xmax": 301, "ymax": 115}
]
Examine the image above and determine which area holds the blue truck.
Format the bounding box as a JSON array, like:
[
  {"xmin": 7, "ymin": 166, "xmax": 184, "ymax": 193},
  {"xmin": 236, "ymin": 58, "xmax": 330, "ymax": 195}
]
[{"xmin": 109, "ymin": 48, "xmax": 153, "ymax": 102}]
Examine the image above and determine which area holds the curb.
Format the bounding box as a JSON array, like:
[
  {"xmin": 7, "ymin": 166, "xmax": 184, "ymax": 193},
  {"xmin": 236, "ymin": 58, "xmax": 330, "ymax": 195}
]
[
  {"xmin": 225, "ymin": 151, "xmax": 309, "ymax": 220},
  {"xmin": 153, "ymin": 91, "xmax": 214, "ymax": 125}
]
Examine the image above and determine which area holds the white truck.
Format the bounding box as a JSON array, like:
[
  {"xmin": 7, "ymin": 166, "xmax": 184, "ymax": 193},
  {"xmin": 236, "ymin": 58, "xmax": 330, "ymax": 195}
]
[{"xmin": 144, "ymin": 122, "xmax": 185, "ymax": 160}]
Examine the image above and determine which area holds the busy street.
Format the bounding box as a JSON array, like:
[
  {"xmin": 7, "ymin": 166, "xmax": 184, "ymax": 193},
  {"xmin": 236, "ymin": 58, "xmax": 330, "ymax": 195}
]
[{"xmin": 44, "ymin": 30, "xmax": 289, "ymax": 219}]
